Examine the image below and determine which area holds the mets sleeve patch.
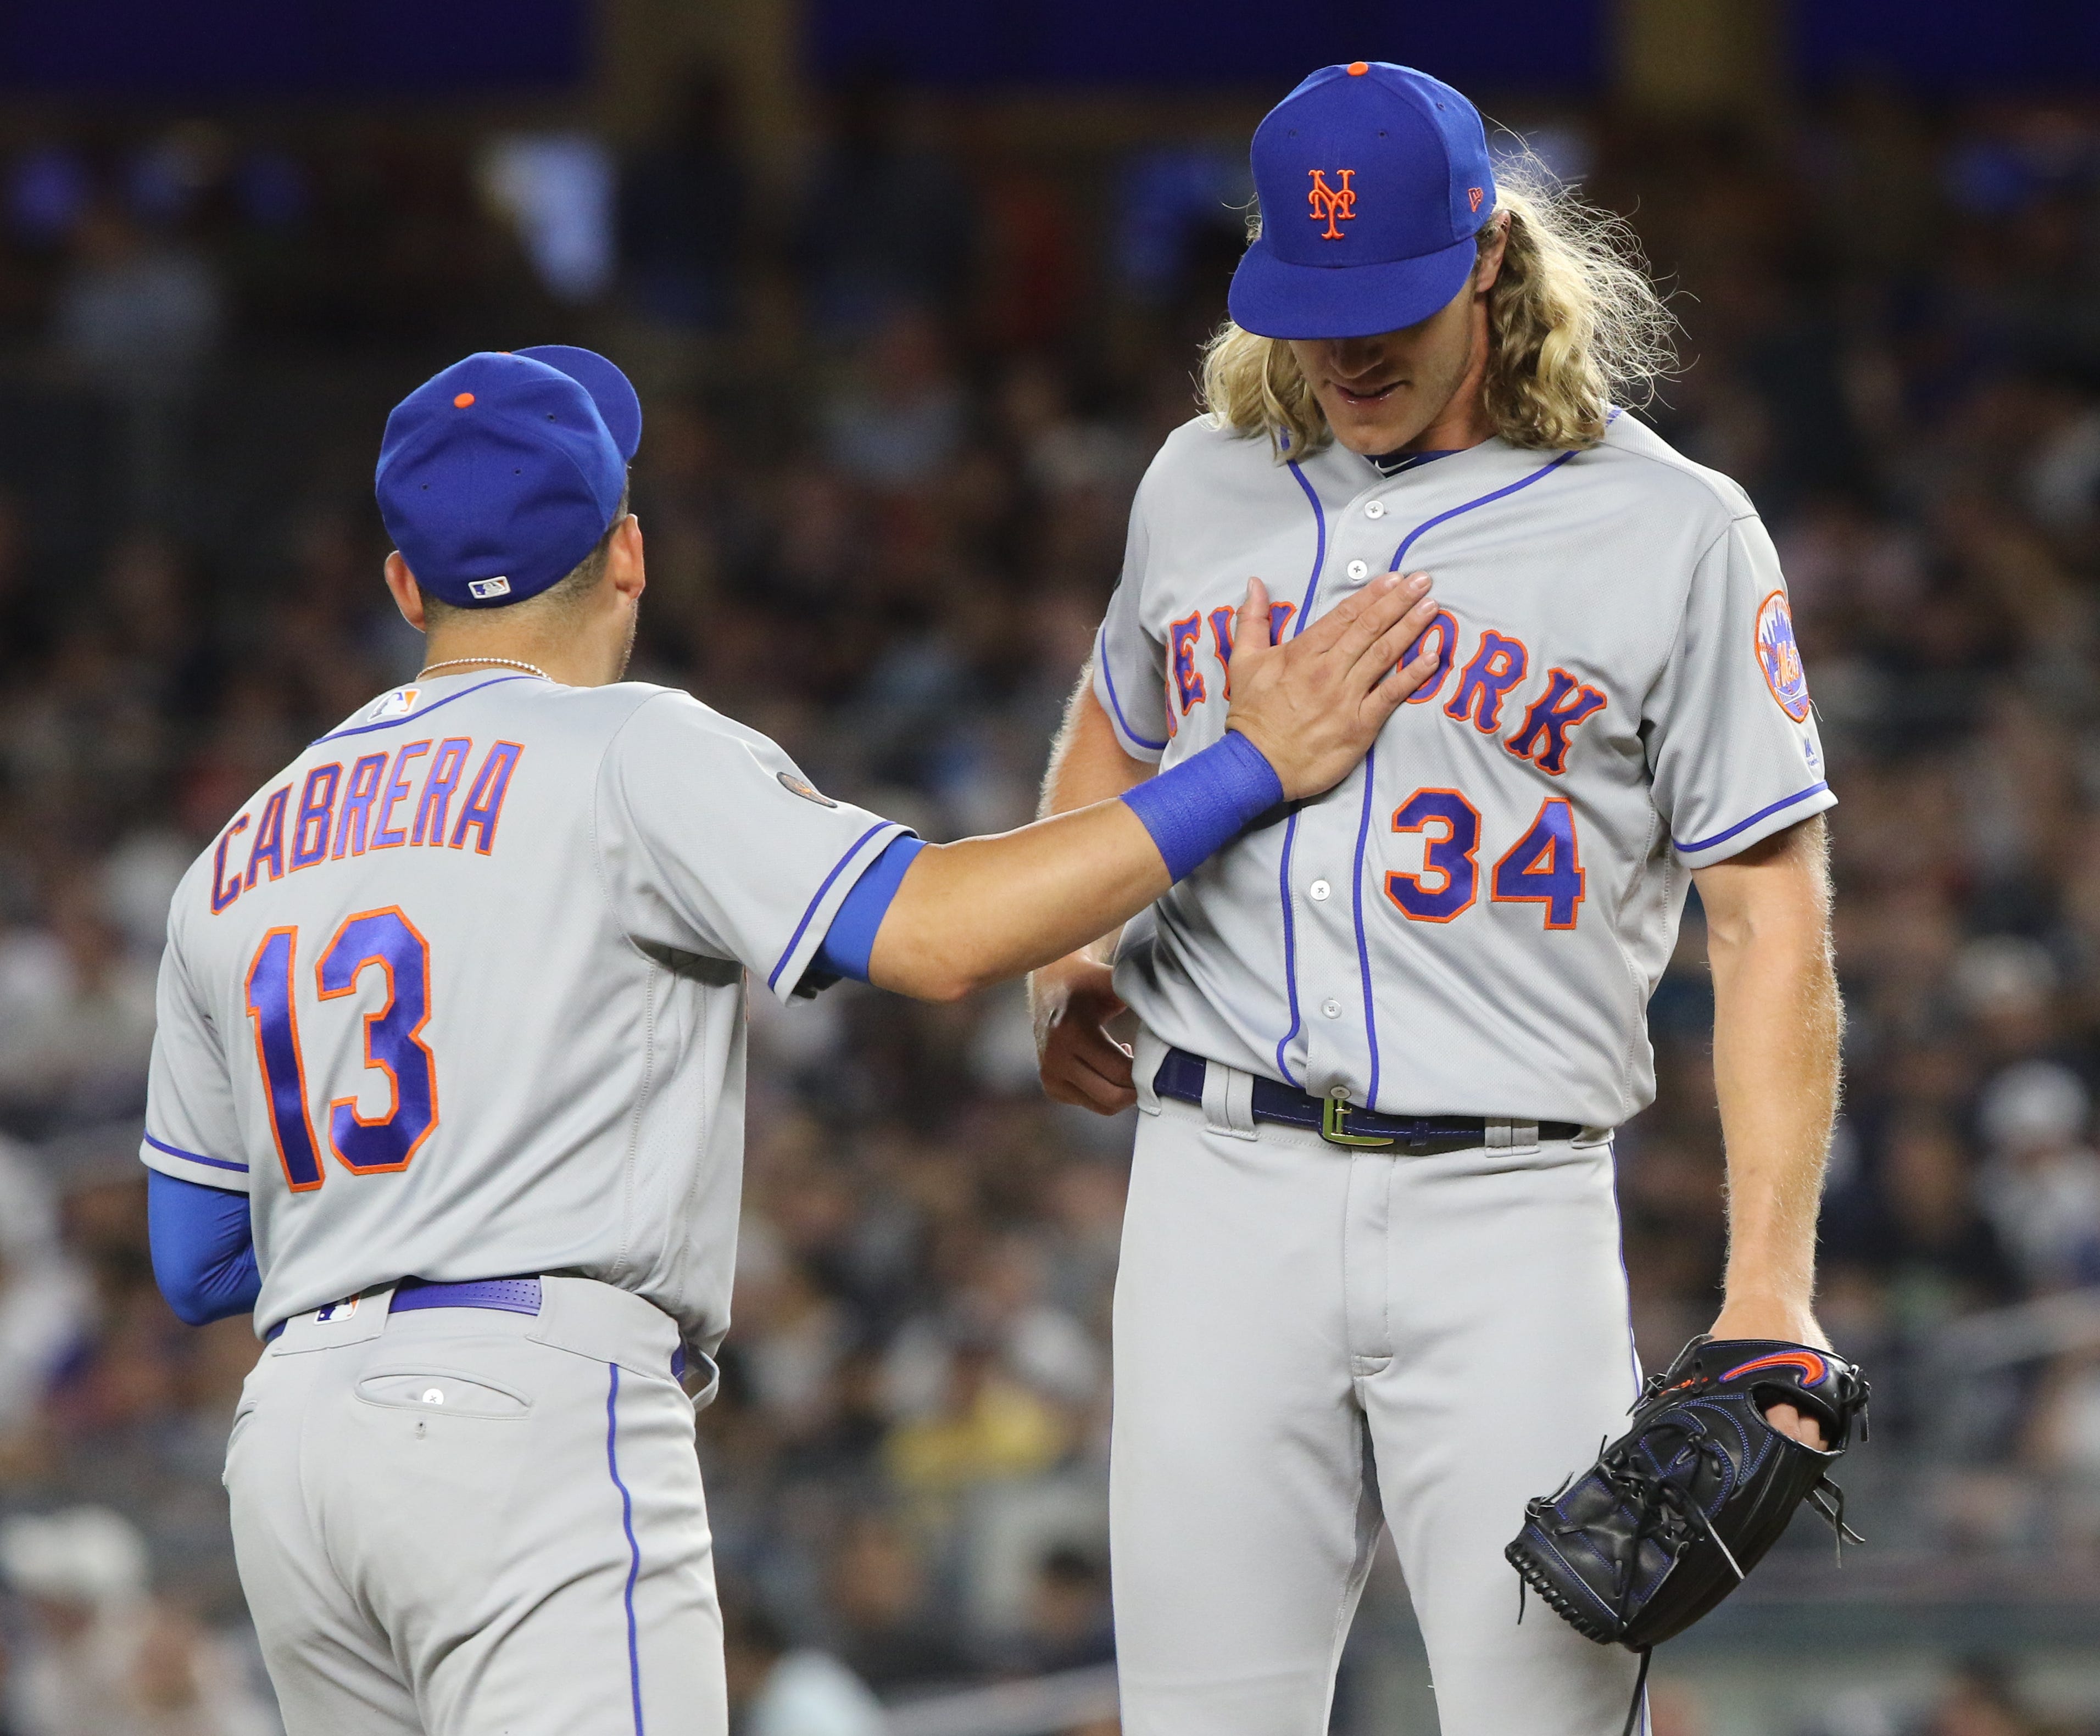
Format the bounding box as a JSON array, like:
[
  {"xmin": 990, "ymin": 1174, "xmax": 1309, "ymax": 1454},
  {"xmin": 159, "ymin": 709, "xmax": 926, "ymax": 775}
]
[{"xmin": 1754, "ymin": 590, "xmax": 1812, "ymax": 722}]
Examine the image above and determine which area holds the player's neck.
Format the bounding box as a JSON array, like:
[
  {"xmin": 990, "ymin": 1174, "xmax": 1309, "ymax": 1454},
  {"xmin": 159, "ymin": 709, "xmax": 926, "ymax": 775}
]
[
  {"xmin": 1400, "ymin": 309, "xmax": 1496, "ymax": 455},
  {"xmin": 417, "ymin": 627, "xmax": 621, "ymax": 689},
  {"xmin": 1403, "ymin": 387, "xmax": 1492, "ymax": 455}
]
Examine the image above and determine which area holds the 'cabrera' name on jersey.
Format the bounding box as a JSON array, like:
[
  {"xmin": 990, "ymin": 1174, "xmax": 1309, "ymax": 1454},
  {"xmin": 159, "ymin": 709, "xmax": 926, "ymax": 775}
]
[
  {"xmin": 201, "ymin": 700, "xmax": 523, "ymax": 916},
  {"xmin": 1094, "ymin": 409, "xmax": 1832, "ymax": 1130}
]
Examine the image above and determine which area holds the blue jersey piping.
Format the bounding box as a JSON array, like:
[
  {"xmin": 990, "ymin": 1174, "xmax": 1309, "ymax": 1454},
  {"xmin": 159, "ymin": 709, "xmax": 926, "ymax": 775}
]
[
  {"xmin": 144, "ymin": 1132, "xmax": 247, "ymax": 1174},
  {"xmin": 1388, "ymin": 448, "xmax": 1579, "ymax": 571},
  {"xmin": 311, "ymin": 675, "xmax": 541, "ymax": 745},
  {"xmin": 1272, "ymin": 813, "xmax": 1305, "ymax": 1085},
  {"xmin": 1350, "ymin": 746, "xmax": 1382, "ymax": 1109},
  {"xmin": 1094, "ymin": 627, "xmax": 1168, "ymax": 754},
  {"xmin": 605, "ymin": 1364, "xmax": 646, "ymax": 1736},
  {"xmin": 767, "ymin": 823, "xmax": 899, "ymax": 992},
  {"xmin": 1269, "ymin": 457, "xmax": 1328, "ymax": 1089},
  {"xmin": 1292, "ymin": 445, "xmax": 1579, "ymax": 1110},
  {"xmin": 1673, "ymin": 782, "xmax": 1830, "ymax": 855}
]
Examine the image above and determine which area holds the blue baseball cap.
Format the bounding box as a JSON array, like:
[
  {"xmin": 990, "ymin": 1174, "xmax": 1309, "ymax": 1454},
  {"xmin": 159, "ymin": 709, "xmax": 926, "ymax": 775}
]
[
  {"xmin": 374, "ymin": 345, "xmax": 643, "ymax": 609},
  {"xmin": 1228, "ymin": 62, "xmax": 1497, "ymax": 342}
]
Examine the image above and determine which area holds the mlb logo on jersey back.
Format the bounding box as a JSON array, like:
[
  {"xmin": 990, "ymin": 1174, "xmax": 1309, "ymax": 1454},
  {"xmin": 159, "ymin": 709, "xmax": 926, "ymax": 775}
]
[
  {"xmin": 1754, "ymin": 591, "xmax": 1812, "ymax": 722},
  {"xmin": 369, "ymin": 688, "xmax": 421, "ymax": 722}
]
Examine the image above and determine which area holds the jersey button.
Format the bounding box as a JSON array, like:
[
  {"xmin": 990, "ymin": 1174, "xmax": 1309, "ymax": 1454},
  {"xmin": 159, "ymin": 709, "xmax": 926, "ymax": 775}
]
[
  {"xmin": 1364, "ymin": 500, "xmax": 1386, "ymax": 519},
  {"xmin": 1309, "ymin": 878, "xmax": 1331, "ymax": 901},
  {"xmin": 1322, "ymin": 998, "xmax": 1343, "ymax": 1019},
  {"xmin": 1346, "ymin": 559, "xmax": 1368, "ymax": 580}
]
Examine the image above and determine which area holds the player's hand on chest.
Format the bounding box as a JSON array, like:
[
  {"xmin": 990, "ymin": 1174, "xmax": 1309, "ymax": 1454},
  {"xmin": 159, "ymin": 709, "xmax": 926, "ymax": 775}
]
[
  {"xmin": 1159, "ymin": 571, "xmax": 1619, "ymax": 783},
  {"xmin": 1153, "ymin": 550, "xmax": 1644, "ymax": 940}
]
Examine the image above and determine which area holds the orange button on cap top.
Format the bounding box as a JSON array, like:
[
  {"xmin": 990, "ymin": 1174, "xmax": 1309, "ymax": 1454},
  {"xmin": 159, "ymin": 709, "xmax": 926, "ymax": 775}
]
[
  {"xmin": 453, "ymin": 392, "xmax": 476, "ymax": 408},
  {"xmin": 1347, "ymin": 60, "xmax": 1369, "ymax": 75}
]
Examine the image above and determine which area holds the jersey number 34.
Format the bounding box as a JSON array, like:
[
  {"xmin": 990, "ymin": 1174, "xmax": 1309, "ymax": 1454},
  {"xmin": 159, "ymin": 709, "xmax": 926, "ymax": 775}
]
[
  {"xmin": 243, "ymin": 907, "xmax": 438, "ymax": 1191},
  {"xmin": 1385, "ymin": 792, "xmax": 1584, "ymax": 930}
]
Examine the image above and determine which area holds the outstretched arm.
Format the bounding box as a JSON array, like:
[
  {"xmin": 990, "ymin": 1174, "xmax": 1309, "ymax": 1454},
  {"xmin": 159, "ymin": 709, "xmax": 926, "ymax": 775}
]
[
  {"xmin": 867, "ymin": 572, "xmax": 1439, "ymax": 1002},
  {"xmin": 1691, "ymin": 814, "xmax": 1842, "ymax": 1447},
  {"xmin": 1023, "ymin": 678, "xmax": 1157, "ymax": 1112}
]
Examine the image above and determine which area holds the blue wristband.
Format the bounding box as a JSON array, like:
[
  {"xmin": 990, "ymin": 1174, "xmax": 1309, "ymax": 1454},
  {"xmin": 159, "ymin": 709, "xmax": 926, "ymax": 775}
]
[{"xmin": 1119, "ymin": 730, "xmax": 1286, "ymax": 881}]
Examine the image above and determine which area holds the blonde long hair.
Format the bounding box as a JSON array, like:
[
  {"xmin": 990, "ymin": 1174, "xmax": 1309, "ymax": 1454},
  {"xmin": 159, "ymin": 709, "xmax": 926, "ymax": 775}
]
[{"xmin": 1200, "ymin": 153, "xmax": 1677, "ymax": 456}]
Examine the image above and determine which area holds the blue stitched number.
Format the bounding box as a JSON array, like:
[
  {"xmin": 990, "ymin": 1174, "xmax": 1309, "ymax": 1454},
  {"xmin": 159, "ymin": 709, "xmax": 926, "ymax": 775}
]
[
  {"xmin": 244, "ymin": 928, "xmax": 325, "ymax": 1191},
  {"xmin": 1385, "ymin": 789, "xmax": 1480, "ymax": 922},
  {"xmin": 317, "ymin": 908, "xmax": 439, "ymax": 1174},
  {"xmin": 242, "ymin": 910, "xmax": 438, "ymax": 1186},
  {"xmin": 1492, "ymin": 799, "xmax": 1585, "ymax": 930}
]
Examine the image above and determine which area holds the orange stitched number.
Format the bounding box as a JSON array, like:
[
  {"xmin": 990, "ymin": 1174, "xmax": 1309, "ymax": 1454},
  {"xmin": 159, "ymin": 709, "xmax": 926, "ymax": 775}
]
[{"xmin": 1307, "ymin": 170, "xmax": 1356, "ymax": 239}]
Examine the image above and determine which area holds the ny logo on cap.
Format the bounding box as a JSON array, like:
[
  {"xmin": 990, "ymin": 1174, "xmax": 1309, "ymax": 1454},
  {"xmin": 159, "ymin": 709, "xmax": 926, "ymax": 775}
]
[{"xmin": 1307, "ymin": 169, "xmax": 1356, "ymax": 240}]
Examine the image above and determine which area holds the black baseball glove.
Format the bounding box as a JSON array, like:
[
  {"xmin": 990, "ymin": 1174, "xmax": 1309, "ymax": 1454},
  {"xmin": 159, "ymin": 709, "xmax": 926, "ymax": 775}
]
[{"xmin": 1506, "ymin": 1337, "xmax": 1868, "ymax": 1716}]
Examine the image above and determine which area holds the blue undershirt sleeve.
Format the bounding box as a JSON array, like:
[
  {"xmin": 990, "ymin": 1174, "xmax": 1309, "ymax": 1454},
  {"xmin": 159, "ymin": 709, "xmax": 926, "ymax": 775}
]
[
  {"xmin": 148, "ymin": 1169, "xmax": 261, "ymax": 1327},
  {"xmin": 810, "ymin": 834, "xmax": 928, "ymax": 985}
]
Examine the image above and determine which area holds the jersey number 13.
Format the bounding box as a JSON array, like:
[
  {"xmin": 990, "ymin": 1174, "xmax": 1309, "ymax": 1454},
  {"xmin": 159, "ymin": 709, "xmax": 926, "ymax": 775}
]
[{"xmin": 243, "ymin": 907, "xmax": 438, "ymax": 1191}]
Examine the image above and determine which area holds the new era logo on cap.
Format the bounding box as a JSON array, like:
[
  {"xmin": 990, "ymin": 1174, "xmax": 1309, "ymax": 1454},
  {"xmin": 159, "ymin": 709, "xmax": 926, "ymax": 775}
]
[{"xmin": 469, "ymin": 577, "xmax": 513, "ymax": 599}]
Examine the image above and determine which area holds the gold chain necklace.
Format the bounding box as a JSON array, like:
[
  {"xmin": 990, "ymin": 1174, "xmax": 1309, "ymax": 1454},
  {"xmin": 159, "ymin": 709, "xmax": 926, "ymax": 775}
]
[{"xmin": 415, "ymin": 656, "xmax": 553, "ymax": 682}]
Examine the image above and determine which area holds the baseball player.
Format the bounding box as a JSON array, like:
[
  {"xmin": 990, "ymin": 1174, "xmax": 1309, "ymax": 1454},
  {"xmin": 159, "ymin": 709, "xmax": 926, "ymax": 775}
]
[
  {"xmin": 136, "ymin": 343, "xmax": 1440, "ymax": 1736},
  {"xmin": 1030, "ymin": 64, "xmax": 1842, "ymax": 1736}
]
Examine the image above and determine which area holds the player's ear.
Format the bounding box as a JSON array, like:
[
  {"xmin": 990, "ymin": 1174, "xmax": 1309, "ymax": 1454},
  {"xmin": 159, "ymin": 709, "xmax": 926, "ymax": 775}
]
[
  {"xmin": 1470, "ymin": 213, "xmax": 1510, "ymax": 296},
  {"xmin": 605, "ymin": 513, "xmax": 645, "ymax": 604},
  {"xmin": 382, "ymin": 551, "xmax": 427, "ymax": 633}
]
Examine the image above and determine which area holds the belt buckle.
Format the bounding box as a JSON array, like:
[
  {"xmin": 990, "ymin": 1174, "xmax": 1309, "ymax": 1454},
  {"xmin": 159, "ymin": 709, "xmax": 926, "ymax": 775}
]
[{"xmin": 1321, "ymin": 1097, "xmax": 1394, "ymax": 1148}]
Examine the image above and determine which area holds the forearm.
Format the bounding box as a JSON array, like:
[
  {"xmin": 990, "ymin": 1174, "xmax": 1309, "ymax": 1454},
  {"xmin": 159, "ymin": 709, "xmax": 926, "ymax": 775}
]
[
  {"xmin": 1700, "ymin": 823, "xmax": 1842, "ymax": 1315},
  {"xmin": 148, "ymin": 1169, "xmax": 261, "ymax": 1327},
  {"xmin": 1034, "ymin": 672, "xmax": 1155, "ymax": 967},
  {"xmin": 870, "ymin": 799, "xmax": 1171, "ymax": 1000}
]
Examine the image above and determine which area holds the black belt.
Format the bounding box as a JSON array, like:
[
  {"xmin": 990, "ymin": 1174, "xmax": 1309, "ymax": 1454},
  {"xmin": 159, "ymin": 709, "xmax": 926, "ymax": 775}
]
[{"xmin": 1154, "ymin": 1048, "xmax": 1583, "ymax": 1152}]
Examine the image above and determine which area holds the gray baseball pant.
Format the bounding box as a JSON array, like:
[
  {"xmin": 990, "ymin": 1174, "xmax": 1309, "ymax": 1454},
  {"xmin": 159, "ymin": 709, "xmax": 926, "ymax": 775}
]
[
  {"xmin": 1109, "ymin": 1078, "xmax": 1648, "ymax": 1736},
  {"xmin": 225, "ymin": 1276, "xmax": 724, "ymax": 1735}
]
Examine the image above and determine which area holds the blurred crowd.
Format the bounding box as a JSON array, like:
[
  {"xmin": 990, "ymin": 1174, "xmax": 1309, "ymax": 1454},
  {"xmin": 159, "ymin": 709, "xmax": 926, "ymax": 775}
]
[{"xmin": 0, "ymin": 60, "xmax": 2097, "ymax": 1736}]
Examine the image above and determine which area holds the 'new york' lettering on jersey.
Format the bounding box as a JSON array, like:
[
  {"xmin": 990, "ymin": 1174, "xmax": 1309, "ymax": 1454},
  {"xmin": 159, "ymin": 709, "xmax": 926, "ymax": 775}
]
[
  {"xmin": 140, "ymin": 672, "xmax": 911, "ymax": 1348},
  {"xmin": 1092, "ymin": 411, "xmax": 1833, "ymax": 1128}
]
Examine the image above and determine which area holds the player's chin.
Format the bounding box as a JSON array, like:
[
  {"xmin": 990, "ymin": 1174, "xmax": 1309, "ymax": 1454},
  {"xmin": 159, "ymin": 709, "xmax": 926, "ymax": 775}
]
[{"xmin": 1321, "ymin": 393, "xmax": 1419, "ymax": 454}]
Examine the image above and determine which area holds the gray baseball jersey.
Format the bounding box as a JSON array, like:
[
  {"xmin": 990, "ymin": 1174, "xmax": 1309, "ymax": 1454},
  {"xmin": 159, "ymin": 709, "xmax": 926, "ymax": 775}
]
[
  {"xmin": 1093, "ymin": 410, "xmax": 1832, "ymax": 1129},
  {"xmin": 140, "ymin": 671, "xmax": 909, "ymax": 1349}
]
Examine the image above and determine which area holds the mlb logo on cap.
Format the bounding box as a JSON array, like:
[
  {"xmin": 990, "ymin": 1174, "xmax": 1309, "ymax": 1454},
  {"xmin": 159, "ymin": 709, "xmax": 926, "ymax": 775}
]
[{"xmin": 1229, "ymin": 62, "xmax": 1499, "ymax": 342}]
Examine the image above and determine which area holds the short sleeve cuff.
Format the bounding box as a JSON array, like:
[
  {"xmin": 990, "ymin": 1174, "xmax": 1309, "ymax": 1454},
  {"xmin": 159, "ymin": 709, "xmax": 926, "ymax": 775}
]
[
  {"xmin": 141, "ymin": 1132, "xmax": 252, "ymax": 1193},
  {"xmin": 762, "ymin": 821, "xmax": 913, "ymax": 1004},
  {"xmin": 1091, "ymin": 628, "xmax": 1167, "ymax": 764},
  {"xmin": 1671, "ymin": 782, "xmax": 1836, "ymax": 869}
]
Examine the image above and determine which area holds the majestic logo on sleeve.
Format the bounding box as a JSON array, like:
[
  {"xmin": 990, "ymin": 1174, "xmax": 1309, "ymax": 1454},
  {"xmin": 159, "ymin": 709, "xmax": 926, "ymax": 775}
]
[
  {"xmin": 1307, "ymin": 169, "xmax": 1357, "ymax": 239},
  {"xmin": 1754, "ymin": 591, "xmax": 1812, "ymax": 722}
]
